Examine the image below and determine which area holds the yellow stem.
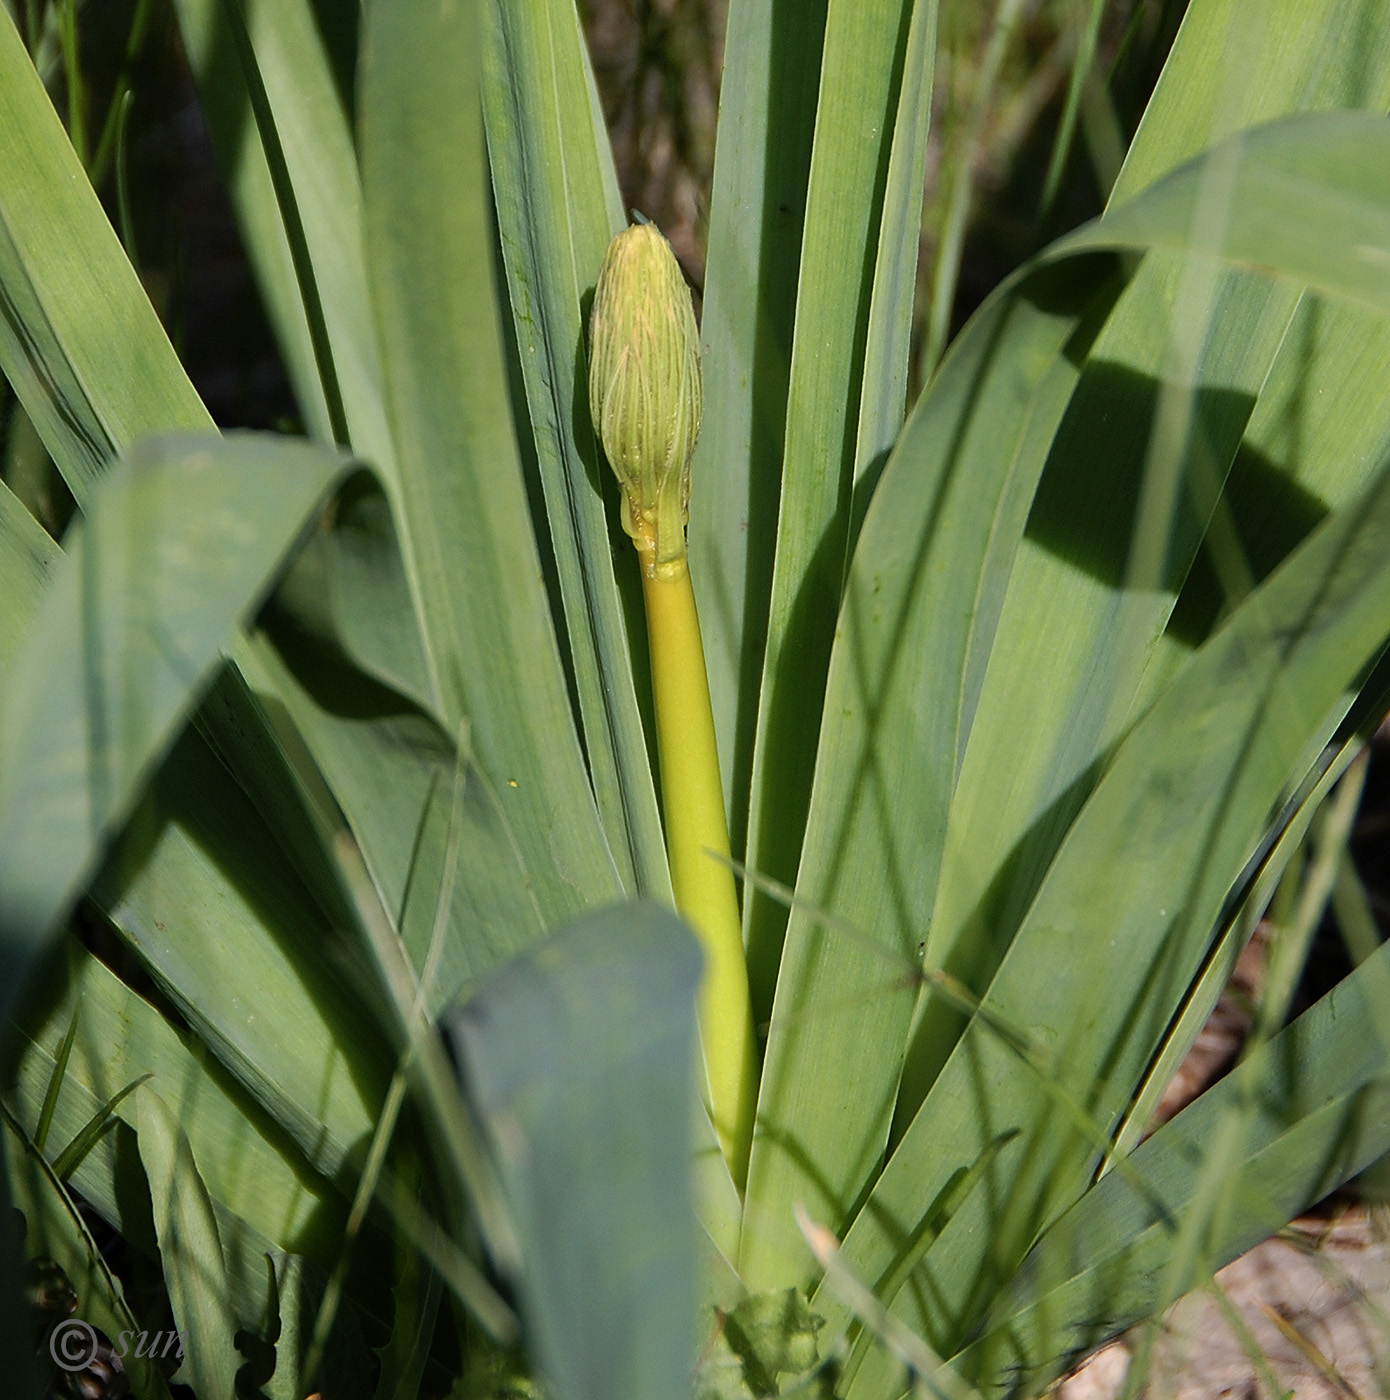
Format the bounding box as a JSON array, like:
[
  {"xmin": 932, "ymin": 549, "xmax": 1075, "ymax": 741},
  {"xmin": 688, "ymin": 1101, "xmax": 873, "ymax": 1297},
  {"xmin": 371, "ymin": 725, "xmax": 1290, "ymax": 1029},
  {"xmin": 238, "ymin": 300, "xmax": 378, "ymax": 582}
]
[{"xmin": 639, "ymin": 546, "xmax": 758, "ymax": 1190}]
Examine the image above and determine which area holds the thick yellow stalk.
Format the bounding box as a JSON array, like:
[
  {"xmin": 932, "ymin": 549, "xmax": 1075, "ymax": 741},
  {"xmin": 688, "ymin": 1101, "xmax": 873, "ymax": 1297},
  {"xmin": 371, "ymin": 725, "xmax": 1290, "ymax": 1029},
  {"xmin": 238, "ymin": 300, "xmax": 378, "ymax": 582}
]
[
  {"xmin": 639, "ymin": 546, "xmax": 758, "ymax": 1187},
  {"xmin": 589, "ymin": 219, "xmax": 757, "ymax": 1186}
]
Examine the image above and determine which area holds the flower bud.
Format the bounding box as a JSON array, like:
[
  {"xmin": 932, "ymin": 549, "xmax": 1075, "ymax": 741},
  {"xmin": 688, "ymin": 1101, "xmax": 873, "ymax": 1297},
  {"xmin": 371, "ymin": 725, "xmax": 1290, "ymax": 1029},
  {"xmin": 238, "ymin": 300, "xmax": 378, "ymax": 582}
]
[{"xmin": 589, "ymin": 222, "xmax": 703, "ymax": 575}]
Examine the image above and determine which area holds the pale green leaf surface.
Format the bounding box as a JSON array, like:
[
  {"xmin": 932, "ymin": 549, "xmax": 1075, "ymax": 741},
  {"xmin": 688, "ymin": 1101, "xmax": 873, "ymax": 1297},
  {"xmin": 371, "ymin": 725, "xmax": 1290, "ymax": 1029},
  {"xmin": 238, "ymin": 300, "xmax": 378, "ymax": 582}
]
[
  {"xmin": 0, "ymin": 434, "xmax": 347, "ymax": 1015},
  {"xmin": 901, "ymin": 263, "xmax": 1296, "ymax": 1125},
  {"xmin": 480, "ymin": 0, "xmax": 667, "ymax": 900},
  {"xmin": 0, "ymin": 8, "xmax": 211, "ymax": 492},
  {"xmin": 136, "ymin": 1086, "xmax": 243, "ymax": 1399},
  {"xmin": 245, "ymin": 633, "xmax": 547, "ymax": 1013},
  {"xmin": 1111, "ymin": 0, "xmax": 1390, "ymax": 205},
  {"xmin": 740, "ymin": 259, "xmax": 1116, "ymax": 1288},
  {"xmin": 852, "ymin": 0, "xmax": 938, "ymax": 486},
  {"xmin": 445, "ymin": 903, "xmax": 702, "ymax": 1400},
  {"xmin": 0, "ymin": 474, "xmax": 57, "ymax": 673},
  {"xmin": 1058, "ymin": 113, "xmax": 1390, "ymax": 319},
  {"xmin": 689, "ymin": 0, "xmax": 830, "ymax": 834},
  {"xmin": 1141, "ymin": 292, "xmax": 1390, "ymax": 705},
  {"xmin": 742, "ymin": 0, "xmax": 927, "ymax": 998},
  {"xmin": 92, "ymin": 721, "xmax": 389, "ymax": 1180},
  {"xmin": 360, "ymin": 0, "xmax": 621, "ymax": 926},
  {"xmin": 959, "ymin": 939, "xmax": 1390, "ymax": 1396},
  {"xmin": 827, "ymin": 452, "xmax": 1390, "ymax": 1359},
  {"xmin": 897, "ymin": 0, "xmax": 1390, "ymax": 1135}
]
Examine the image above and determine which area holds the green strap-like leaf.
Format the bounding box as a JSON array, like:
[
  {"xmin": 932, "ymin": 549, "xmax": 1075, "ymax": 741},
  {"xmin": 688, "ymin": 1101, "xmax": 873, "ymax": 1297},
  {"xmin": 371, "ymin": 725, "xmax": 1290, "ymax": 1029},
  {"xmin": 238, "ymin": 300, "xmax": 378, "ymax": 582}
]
[
  {"xmin": 9, "ymin": 942, "xmax": 356, "ymax": 1323},
  {"xmin": 0, "ymin": 474, "xmax": 57, "ymax": 673},
  {"xmin": 0, "ymin": 7, "xmax": 211, "ymax": 491},
  {"xmin": 479, "ymin": 0, "xmax": 668, "ymax": 901},
  {"xmin": 445, "ymin": 903, "xmax": 703, "ymax": 1400},
  {"xmin": 741, "ymin": 0, "xmax": 933, "ymax": 995},
  {"xmin": 359, "ymin": 0, "xmax": 622, "ymax": 926},
  {"xmin": 958, "ymin": 938, "xmax": 1390, "ymax": 1396},
  {"xmin": 689, "ymin": 0, "xmax": 830, "ymax": 828},
  {"xmin": 829, "ymin": 448, "xmax": 1390, "ymax": 1358},
  {"xmin": 740, "ymin": 257, "xmax": 1119, "ymax": 1289},
  {"xmin": 901, "ymin": 0, "xmax": 1390, "ymax": 1143},
  {"xmin": 0, "ymin": 433, "xmax": 349, "ymax": 1018},
  {"xmin": 136, "ymin": 1086, "xmax": 244, "ymax": 1399},
  {"xmin": 93, "ymin": 719, "xmax": 392, "ymax": 1178},
  {"xmin": 1057, "ymin": 112, "xmax": 1390, "ymax": 317}
]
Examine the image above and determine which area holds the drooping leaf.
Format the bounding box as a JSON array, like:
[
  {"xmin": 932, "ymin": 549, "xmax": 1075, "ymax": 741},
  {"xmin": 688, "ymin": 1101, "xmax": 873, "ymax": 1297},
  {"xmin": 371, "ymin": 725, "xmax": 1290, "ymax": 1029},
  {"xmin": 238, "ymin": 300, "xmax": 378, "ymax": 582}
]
[
  {"xmin": 0, "ymin": 433, "xmax": 349, "ymax": 1018},
  {"xmin": 445, "ymin": 903, "xmax": 702, "ymax": 1400}
]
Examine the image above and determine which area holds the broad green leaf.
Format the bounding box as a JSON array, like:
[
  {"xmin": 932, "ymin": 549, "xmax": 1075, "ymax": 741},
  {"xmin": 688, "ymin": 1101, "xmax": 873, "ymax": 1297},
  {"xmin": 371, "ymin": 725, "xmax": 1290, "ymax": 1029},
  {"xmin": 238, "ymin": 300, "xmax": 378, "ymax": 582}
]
[
  {"xmin": 958, "ymin": 938, "xmax": 1390, "ymax": 1396},
  {"xmin": 236, "ymin": 627, "xmax": 545, "ymax": 1015},
  {"xmin": 0, "ymin": 433, "xmax": 348, "ymax": 1016},
  {"xmin": 359, "ymin": 0, "xmax": 622, "ymax": 926},
  {"xmin": 136, "ymin": 1086, "xmax": 243, "ymax": 1399},
  {"xmin": 829, "ymin": 448, "xmax": 1390, "ymax": 1361},
  {"xmin": 479, "ymin": 0, "xmax": 667, "ymax": 902},
  {"xmin": 93, "ymin": 720, "xmax": 391, "ymax": 1178},
  {"xmin": 902, "ymin": 263, "xmax": 1296, "ymax": 1118},
  {"xmin": 742, "ymin": 0, "xmax": 933, "ymax": 1005},
  {"xmin": 689, "ymin": 0, "xmax": 829, "ymax": 831},
  {"xmin": 0, "ymin": 6, "xmax": 211, "ymax": 496},
  {"xmin": 897, "ymin": 0, "xmax": 1390, "ymax": 1137},
  {"xmin": 445, "ymin": 903, "xmax": 702, "ymax": 1400},
  {"xmin": 261, "ymin": 1251, "xmax": 376, "ymax": 1400},
  {"xmin": 1057, "ymin": 113, "xmax": 1390, "ymax": 319},
  {"xmin": 1111, "ymin": 0, "xmax": 1390, "ymax": 205},
  {"xmin": 740, "ymin": 257, "xmax": 1120, "ymax": 1289}
]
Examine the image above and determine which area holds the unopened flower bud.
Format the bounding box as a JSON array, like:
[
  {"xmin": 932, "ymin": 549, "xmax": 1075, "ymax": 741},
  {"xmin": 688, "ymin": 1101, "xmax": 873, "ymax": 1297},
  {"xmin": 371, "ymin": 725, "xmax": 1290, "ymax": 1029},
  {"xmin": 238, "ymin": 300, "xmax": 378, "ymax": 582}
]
[{"xmin": 589, "ymin": 222, "xmax": 703, "ymax": 576}]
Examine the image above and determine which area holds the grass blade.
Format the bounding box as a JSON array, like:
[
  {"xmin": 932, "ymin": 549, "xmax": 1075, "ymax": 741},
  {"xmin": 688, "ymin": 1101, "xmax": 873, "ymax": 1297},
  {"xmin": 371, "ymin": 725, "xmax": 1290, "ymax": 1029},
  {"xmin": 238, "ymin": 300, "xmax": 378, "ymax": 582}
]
[{"xmin": 959, "ymin": 937, "xmax": 1390, "ymax": 1396}]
